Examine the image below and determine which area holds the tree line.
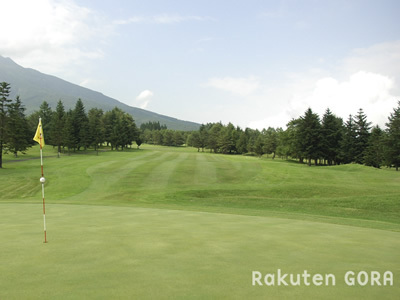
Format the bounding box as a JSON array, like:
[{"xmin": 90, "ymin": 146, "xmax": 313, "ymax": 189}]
[
  {"xmin": 32, "ymin": 99, "xmax": 140, "ymax": 154},
  {"xmin": 186, "ymin": 105, "xmax": 400, "ymax": 170},
  {"xmin": 1, "ymin": 81, "xmax": 399, "ymax": 170},
  {"xmin": 0, "ymin": 82, "xmax": 141, "ymax": 167}
]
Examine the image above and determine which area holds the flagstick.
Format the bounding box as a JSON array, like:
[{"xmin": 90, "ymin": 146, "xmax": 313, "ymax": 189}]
[
  {"xmin": 34, "ymin": 117, "xmax": 47, "ymax": 243},
  {"xmin": 39, "ymin": 127, "xmax": 47, "ymax": 244}
]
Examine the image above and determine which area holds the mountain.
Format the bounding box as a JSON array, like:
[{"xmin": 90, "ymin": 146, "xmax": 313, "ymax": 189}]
[{"xmin": 0, "ymin": 56, "xmax": 200, "ymax": 131}]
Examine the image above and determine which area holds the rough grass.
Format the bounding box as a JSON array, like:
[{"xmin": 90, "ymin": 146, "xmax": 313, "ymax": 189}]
[{"xmin": 0, "ymin": 145, "xmax": 399, "ymax": 299}]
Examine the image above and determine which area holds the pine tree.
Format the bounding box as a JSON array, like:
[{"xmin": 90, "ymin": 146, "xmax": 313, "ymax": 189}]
[
  {"xmin": 50, "ymin": 100, "xmax": 66, "ymax": 156},
  {"xmin": 163, "ymin": 129, "xmax": 174, "ymax": 147},
  {"xmin": 39, "ymin": 101, "xmax": 53, "ymax": 145},
  {"xmin": 284, "ymin": 118, "xmax": 303, "ymax": 162},
  {"xmin": 263, "ymin": 127, "xmax": 278, "ymax": 159},
  {"xmin": 135, "ymin": 131, "xmax": 143, "ymax": 149},
  {"xmin": 321, "ymin": 108, "xmax": 343, "ymax": 165},
  {"xmin": 153, "ymin": 130, "xmax": 163, "ymax": 146},
  {"xmin": 364, "ymin": 126, "xmax": 385, "ymax": 168},
  {"xmin": 219, "ymin": 123, "xmax": 236, "ymax": 154},
  {"xmin": 340, "ymin": 115, "xmax": 357, "ymax": 164},
  {"xmin": 198, "ymin": 124, "xmax": 208, "ymax": 152},
  {"xmin": 72, "ymin": 99, "xmax": 89, "ymax": 150},
  {"xmin": 6, "ymin": 96, "xmax": 31, "ymax": 157},
  {"xmin": 119, "ymin": 112, "xmax": 136, "ymax": 149},
  {"xmin": 298, "ymin": 108, "xmax": 322, "ymax": 166},
  {"xmin": 254, "ymin": 134, "xmax": 265, "ymax": 157},
  {"xmin": 88, "ymin": 108, "xmax": 104, "ymax": 154},
  {"xmin": 188, "ymin": 131, "xmax": 202, "ymax": 151},
  {"xmin": 207, "ymin": 123, "xmax": 222, "ymax": 153},
  {"xmin": 63, "ymin": 110, "xmax": 76, "ymax": 152},
  {"xmin": 385, "ymin": 101, "xmax": 400, "ymax": 171},
  {"xmin": 173, "ymin": 131, "xmax": 184, "ymax": 146},
  {"xmin": 354, "ymin": 108, "xmax": 371, "ymax": 164},
  {"xmin": 236, "ymin": 131, "xmax": 248, "ymax": 154},
  {"xmin": 0, "ymin": 82, "xmax": 12, "ymax": 168}
]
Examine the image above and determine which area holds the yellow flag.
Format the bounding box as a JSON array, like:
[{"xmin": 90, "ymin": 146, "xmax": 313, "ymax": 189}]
[{"xmin": 33, "ymin": 118, "xmax": 45, "ymax": 147}]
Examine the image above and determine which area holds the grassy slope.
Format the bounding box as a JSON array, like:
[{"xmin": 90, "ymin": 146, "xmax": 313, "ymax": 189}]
[
  {"xmin": 1, "ymin": 145, "xmax": 399, "ymax": 230},
  {"xmin": 1, "ymin": 145, "xmax": 399, "ymax": 299}
]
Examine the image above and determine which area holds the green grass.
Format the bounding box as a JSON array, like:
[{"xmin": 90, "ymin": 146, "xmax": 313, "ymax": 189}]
[
  {"xmin": 2, "ymin": 145, "xmax": 399, "ymax": 229},
  {"xmin": 1, "ymin": 145, "xmax": 399, "ymax": 299}
]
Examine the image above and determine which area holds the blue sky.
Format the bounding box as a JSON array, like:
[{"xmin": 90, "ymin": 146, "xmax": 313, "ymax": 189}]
[{"xmin": 1, "ymin": 0, "xmax": 399, "ymax": 128}]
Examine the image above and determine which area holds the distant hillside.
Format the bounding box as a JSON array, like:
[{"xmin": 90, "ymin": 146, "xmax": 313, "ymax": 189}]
[{"xmin": 0, "ymin": 56, "xmax": 200, "ymax": 131}]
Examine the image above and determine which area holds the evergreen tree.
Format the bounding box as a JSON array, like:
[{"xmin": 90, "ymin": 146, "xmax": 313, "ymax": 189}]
[
  {"xmin": 198, "ymin": 125, "xmax": 208, "ymax": 152},
  {"xmin": 0, "ymin": 82, "xmax": 12, "ymax": 168},
  {"xmin": 236, "ymin": 131, "xmax": 248, "ymax": 154},
  {"xmin": 173, "ymin": 131, "xmax": 184, "ymax": 146},
  {"xmin": 353, "ymin": 108, "xmax": 371, "ymax": 164},
  {"xmin": 50, "ymin": 100, "xmax": 66, "ymax": 156},
  {"xmin": 385, "ymin": 101, "xmax": 400, "ymax": 171},
  {"xmin": 142, "ymin": 129, "xmax": 153, "ymax": 144},
  {"xmin": 246, "ymin": 128, "xmax": 258, "ymax": 154},
  {"xmin": 275, "ymin": 128, "xmax": 290, "ymax": 159},
  {"xmin": 6, "ymin": 96, "xmax": 31, "ymax": 157},
  {"xmin": 188, "ymin": 131, "xmax": 202, "ymax": 151},
  {"xmin": 219, "ymin": 123, "xmax": 236, "ymax": 154},
  {"xmin": 102, "ymin": 108, "xmax": 137, "ymax": 150},
  {"xmin": 120, "ymin": 112, "xmax": 137, "ymax": 149},
  {"xmin": 39, "ymin": 101, "xmax": 53, "ymax": 145},
  {"xmin": 340, "ymin": 115, "xmax": 357, "ymax": 164},
  {"xmin": 153, "ymin": 130, "xmax": 163, "ymax": 145},
  {"xmin": 280, "ymin": 119, "xmax": 303, "ymax": 161},
  {"xmin": 298, "ymin": 108, "xmax": 322, "ymax": 166},
  {"xmin": 63, "ymin": 110, "xmax": 76, "ymax": 152},
  {"xmin": 135, "ymin": 131, "xmax": 143, "ymax": 149},
  {"xmin": 88, "ymin": 108, "xmax": 104, "ymax": 154},
  {"xmin": 364, "ymin": 126, "xmax": 385, "ymax": 168},
  {"xmin": 117, "ymin": 114, "xmax": 129, "ymax": 149},
  {"xmin": 321, "ymin": 108, "xmax": 343, "ymax": 165},
  {"xmin": 104, "ymin": 108, "xmax": 120, "ymax": 150},
  {"xmin": 263, "ymin": 127, "xmax": 278, "ymax": 159},
  {"xmin": 163, "ymin": 129, "xmax": 174, "ymax": 146},
  {"xmin": 140, "ymin": 121, "xmax": 167, "ymax": 131},
  {"xmin": 254, "ymin": 134, "xmax": 265, "ymax": 157},
  {"xmin": 207, "ymin": 123, "xmax": 223, "ymax": 153},
  {"xmin": 103, "ymin": 109, "xmax": 115, "ymax": 148},
  {"xmin": 72, "ymin": 99, "xmax": 89, "ymax": 150}
]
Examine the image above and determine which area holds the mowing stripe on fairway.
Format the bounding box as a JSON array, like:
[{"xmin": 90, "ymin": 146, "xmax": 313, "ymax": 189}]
[{"xmin": 1, "ymin": 146, "xmax": 399, "ymax": 228}]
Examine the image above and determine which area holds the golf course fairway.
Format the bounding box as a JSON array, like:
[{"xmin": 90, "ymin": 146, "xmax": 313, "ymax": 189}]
[{"xmin": 1, "ymin": 145, "xmax": 399, "ymax": 299}]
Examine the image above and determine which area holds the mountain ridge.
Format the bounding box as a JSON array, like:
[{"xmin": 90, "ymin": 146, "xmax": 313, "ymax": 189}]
[{"xmin": 0, "ymin": 56, "xmax": 200, "ymax": 131}]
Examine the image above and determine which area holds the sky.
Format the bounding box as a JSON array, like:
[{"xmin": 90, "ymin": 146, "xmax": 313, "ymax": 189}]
[{"xmin": 1, "ymin": 0, "xmax": 400, "ymax": 129}]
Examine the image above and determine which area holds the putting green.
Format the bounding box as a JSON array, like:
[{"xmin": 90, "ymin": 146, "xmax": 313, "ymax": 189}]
[{"xmin": 0, "ymin": 203, "xmax": 398, "ymax": 299}]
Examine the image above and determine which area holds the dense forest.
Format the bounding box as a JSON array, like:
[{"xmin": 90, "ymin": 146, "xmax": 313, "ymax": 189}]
[{"xmin": 1, "ymin": 82, "xmax": 399, "ymax": 170}]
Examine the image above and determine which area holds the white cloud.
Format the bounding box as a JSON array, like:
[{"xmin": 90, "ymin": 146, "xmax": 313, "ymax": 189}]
[
  {"xmin": 246, "ymin": 41, "xmax": 400, "ymax": 130},
  {"xmin": 248, "ymin": 111, "xmax": 292, "ymax": 130},
  {"xmin": 206, "ymin": 76, "xmax": 261, "ymax": 96},
  {"xmin": 114, "ymin": 14, "xmax": 211, "ymax": 25},
  {"xmin": 250, "ymin": 71, "xmax": 397, "ymax": 130},
  {"xmin": 342, "ymin": 41, "xmax": 400, "ymax": 82},
  {"xmin": 136, "ymin": 90, "xmax": 154, "ymax": 109},
  {"xmin": 0, "ymin": 0, "xmax": 108, "ymax": 74},
  {"xmin": 289, "ymin": 71, "xmax": 396, "ymax": 126}
]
